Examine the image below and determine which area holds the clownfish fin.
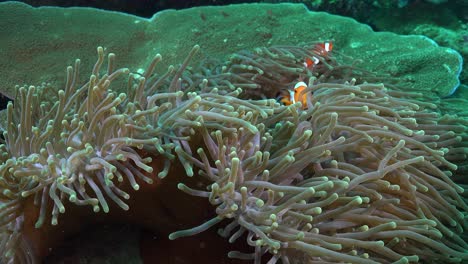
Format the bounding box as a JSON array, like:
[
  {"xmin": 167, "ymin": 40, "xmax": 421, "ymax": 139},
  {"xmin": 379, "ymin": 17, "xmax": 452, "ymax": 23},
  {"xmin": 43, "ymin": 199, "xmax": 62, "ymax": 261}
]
[{"xmin": 276, "ymin": 90, "xmax": 292, "ymax": 105}]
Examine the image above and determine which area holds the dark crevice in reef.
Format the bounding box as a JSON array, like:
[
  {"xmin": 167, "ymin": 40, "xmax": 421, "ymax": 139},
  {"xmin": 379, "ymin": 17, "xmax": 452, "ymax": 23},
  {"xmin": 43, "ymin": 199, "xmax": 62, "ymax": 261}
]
[{"xmin": 43, "ymin": 224, "xmax": 142, "ymax": 264}]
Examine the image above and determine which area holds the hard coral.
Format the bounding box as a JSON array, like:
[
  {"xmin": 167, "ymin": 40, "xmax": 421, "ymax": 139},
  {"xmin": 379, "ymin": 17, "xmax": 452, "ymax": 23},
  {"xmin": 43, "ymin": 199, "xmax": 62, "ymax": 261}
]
[{"xmin": 0, "ymin": 42, "xmax": 467, "ymax": 264}]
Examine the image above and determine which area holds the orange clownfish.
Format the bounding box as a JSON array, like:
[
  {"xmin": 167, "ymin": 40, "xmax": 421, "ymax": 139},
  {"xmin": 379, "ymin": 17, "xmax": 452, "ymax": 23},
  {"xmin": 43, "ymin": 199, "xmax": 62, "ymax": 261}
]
[
  {"xmin": 303, "ymin": 41, "xmax": 334, "ymax": 68},
  {"xmin": 278, "ymin": 81, "xmax": 309, "ymax": 109}
]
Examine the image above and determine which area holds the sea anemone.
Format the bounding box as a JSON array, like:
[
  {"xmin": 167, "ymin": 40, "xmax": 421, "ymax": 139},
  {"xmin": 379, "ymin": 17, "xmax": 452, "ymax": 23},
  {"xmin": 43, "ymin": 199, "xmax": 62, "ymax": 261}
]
[{"xmin": 0, "ymin": 42, "xmax": 467, "ymax": 263}]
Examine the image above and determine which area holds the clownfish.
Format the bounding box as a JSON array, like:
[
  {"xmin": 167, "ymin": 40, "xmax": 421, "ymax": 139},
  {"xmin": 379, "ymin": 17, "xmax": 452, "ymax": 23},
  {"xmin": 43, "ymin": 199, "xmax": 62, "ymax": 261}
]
[
  {"xmin": 303, "ymin": 41, "xmax": 334, "ymax": 68},
  {"xmin": 278, "ymin": 81, "xmax": 309, "ymax": 108}
]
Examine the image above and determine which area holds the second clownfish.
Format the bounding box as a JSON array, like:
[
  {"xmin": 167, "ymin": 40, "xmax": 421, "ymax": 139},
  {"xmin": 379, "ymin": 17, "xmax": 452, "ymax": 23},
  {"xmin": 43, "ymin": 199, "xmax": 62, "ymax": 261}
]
[
  {"xmin": 278, "ymin": 81, "xmax": 309, "ymax": 108},
  {"xmin": 303, "ymin": 41, "xmax": 334, "ymax": 68}
]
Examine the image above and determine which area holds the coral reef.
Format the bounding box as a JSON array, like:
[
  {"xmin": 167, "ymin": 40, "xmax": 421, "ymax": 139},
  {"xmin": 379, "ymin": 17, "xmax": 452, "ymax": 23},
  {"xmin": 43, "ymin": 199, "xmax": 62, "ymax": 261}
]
[
  {"xmin": 0, "ymin": 2, "xmax": 463, "ymax": 99},
  {"xmin": 0, "ymin": 41, "xmax": 467, "ymax": 264}
]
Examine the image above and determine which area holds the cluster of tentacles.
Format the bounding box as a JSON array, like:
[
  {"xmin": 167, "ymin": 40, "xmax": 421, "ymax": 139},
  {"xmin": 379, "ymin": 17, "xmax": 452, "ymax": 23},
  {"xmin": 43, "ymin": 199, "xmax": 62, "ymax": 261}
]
[{"xmin": 0, "ymin": 42, "xmax": 467, "ymax": 264}]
